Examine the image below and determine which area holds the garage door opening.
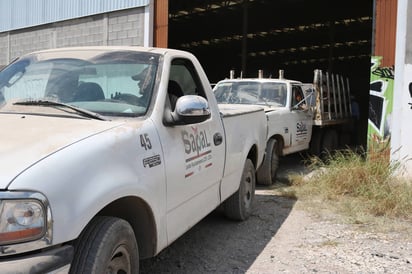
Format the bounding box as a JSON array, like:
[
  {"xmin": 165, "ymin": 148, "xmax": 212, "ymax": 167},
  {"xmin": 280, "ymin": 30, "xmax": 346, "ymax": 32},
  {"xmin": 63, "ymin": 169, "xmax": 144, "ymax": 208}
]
[{"xmin": 168, "ymin": 0, "xmax": 374, "ymax": 148}]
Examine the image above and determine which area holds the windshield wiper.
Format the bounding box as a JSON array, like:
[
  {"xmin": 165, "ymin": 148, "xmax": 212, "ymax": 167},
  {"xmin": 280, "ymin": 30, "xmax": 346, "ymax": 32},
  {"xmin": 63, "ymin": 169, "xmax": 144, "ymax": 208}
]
[{"xmin": 13, "ymin": 100, "xmax": 106, "ymax": 121}]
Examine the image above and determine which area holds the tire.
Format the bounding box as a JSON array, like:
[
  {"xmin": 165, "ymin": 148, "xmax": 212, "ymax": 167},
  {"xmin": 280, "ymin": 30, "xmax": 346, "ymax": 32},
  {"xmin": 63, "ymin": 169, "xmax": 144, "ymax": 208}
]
[
  {"xmin": 224, "ymin": 159, "xmax": 256, "ymax": 221},
  {"xmin": 321, "ymin": 129, "xmax": 338, "ymax": 158},
  {"xmin": 257, "ymin": 138, "xmax": 279, "ymax": 185},
  {"xmin": 70, "ymin": 216, "xmax": 139, "ymax": 274},
  {"xmin": 309, "ymin": 127, "xmax": 323, "ymax": 156}
]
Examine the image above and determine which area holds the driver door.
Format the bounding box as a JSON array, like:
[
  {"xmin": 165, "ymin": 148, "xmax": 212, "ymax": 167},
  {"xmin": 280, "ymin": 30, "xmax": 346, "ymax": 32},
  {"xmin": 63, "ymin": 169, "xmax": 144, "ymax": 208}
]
[
  {"xmin": 290, "ymin": 85, "xmax": 313, "ymax": 150},
  {"xmin": 156, "ymin": 58, "xmax": 226, "ymax": 244}
]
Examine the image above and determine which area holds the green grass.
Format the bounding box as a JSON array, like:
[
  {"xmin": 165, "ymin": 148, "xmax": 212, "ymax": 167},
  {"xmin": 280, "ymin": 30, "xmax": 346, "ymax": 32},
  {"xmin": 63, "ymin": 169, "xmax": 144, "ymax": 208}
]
[{"xmin": 289, "ymin": 148, "xmax": 412, "ymax": 220}]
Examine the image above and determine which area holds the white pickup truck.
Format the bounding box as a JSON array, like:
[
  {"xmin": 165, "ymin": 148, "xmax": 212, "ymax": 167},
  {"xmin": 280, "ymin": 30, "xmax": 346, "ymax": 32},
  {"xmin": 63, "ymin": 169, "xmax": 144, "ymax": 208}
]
[
  {"xmin": 0, "ymin": 46, "xmax": 267, "ymax": 273},
  {"xmin": 214, "ymin": 69, "xmax": 352, "ymax": 185}
]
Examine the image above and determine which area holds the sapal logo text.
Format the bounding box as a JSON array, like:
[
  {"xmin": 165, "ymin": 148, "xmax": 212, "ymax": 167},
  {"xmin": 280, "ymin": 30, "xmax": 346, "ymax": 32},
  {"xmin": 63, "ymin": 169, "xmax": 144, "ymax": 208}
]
[
  {"xmin": 181, "ymin": 127, "xmax": 211, "ymax": 156},
  {"xmin": 296, "ymin": 121, "xmax": 308, "ymax": 135}
]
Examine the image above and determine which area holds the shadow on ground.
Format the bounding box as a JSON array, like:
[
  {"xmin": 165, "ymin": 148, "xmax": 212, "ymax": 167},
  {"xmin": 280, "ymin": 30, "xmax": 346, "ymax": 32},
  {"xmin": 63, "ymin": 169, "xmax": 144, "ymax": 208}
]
[
  {"xmin": 140, "ymin": 194, "xmax": 296, "ymax": 273},
  {"xmin": 140, "ymin": 153, "xmax": 308, "ymax": 273},
  {"xmin": 276, "ymin": 152, "xmax": 312, "ymax": 183}
]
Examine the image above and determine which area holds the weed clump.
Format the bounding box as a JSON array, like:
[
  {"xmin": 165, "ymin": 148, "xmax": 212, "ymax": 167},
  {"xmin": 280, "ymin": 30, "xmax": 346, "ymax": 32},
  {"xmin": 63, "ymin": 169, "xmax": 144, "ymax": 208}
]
[{"xmin": 291, "ymin": 148, "xmax": 412, "ymax": 219}]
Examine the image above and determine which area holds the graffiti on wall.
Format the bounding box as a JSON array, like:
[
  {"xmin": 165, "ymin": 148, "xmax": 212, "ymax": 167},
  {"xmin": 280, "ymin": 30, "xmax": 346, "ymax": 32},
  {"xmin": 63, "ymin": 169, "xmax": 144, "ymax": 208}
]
[
  {"xmin": 368, "ymin": 56, "xmax": 394, "ymax": 145},
  {"xmin": 409, "ymin": 83, "xmax": 412, "ymax": 109}
]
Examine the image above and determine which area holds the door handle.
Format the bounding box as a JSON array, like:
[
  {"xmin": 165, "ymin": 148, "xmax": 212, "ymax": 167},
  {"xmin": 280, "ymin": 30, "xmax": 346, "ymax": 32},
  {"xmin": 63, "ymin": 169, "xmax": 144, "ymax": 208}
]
[{"xmin": 213, "ymin": 133, "xmax": 223, "ymax": 146}]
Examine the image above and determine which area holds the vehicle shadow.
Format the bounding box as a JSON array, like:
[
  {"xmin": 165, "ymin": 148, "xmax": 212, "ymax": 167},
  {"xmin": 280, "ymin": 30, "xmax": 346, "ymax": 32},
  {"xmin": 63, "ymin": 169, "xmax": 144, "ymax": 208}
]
[
  {"xmin": 140, "ymin": 193, "xmax": 296, "ymax": 273},
  {"xmin": 275, "ymin": 152, "xmax": 313, "ymax": 184},
  {"xmin": 140, "ymin": 153, "xmax": 308, "ymax": 273}
]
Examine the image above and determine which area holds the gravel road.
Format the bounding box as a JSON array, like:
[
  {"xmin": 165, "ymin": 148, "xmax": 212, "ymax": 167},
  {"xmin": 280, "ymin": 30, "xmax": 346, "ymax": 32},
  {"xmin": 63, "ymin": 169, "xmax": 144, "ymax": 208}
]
[{"xmin": 140, "ymin": 155, "xmax": 412, "ymax": 274}]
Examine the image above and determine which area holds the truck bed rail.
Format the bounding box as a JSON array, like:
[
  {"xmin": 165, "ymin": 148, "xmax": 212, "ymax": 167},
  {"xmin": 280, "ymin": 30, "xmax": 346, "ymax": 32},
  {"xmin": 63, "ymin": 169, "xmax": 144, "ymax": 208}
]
[{"xmin": 309, "ymin": 69, "xmax": 352, "ymax": 126}]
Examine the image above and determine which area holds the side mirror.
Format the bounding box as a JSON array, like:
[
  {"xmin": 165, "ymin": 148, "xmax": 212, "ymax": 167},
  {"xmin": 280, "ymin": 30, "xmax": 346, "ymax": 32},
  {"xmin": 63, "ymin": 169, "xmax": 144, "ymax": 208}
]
[{"xmin": 165, "ymin": 95, "xmax": 211, "ymax": 126}]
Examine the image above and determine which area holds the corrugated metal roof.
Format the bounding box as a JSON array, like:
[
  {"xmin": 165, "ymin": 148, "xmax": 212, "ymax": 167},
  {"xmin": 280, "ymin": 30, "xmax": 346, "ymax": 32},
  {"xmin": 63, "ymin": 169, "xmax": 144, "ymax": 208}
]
[{"xmin": 0, "ymin": 0, "xmax": 150, "ymax": 32}]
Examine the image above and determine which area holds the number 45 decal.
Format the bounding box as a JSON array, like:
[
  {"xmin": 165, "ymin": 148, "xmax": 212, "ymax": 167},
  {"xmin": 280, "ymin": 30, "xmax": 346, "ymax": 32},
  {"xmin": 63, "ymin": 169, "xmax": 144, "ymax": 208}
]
[{"xmin": 140, "ymin": 133, "xmax": 152, "ymax": 150}]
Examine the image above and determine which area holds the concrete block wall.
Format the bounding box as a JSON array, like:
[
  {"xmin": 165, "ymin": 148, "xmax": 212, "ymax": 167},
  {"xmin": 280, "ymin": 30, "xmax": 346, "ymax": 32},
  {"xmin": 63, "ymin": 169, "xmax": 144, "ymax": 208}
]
[
  {"xmin": 10, "ymin": 28, "xmax": 54, "ymax": 61},
  {"xmin": 0, "ymin": 34, "xmax": 9, "ymax": 66},
  {"xmin": 0, "ymin": 7, "xmax": 145, "ymax": 67},
  {"xmin": 108, "ymin": 8, "xmax": 145, "ymax": 46},
  {"xmin": 55, "ymin": 15, "xmax": 106, "ymax": 47}
]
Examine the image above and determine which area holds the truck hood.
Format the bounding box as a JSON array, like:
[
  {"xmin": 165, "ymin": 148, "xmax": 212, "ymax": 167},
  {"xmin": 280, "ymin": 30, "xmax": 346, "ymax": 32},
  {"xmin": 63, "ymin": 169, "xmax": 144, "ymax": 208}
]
[
  {"xmin": 218, "ymin": 103, "xmax": 265, "ymax": 116},
  {"xmin": 218, "ymin": 103, "xmax": 284, "ymax": 114},
  {"xmin": 0, "ymin": 114, "xmax": 124, "ymax": 188},
  {"xmin": 261, "ymin": 105, "xmax": 285, "ymax": 112}
]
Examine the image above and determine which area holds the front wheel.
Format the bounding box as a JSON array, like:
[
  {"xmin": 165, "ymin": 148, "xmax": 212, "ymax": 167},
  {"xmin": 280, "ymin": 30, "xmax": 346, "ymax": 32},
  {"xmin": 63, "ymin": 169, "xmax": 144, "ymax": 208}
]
[
  {"xmin": 257, "ymin": 138, "xmax": 279, "ymax": 185},
  {"xmin": 224, "ymin": 159, "xmax": 256, "ymax": 221},
  {"xmin": 70, "ymin": 216, "xmax": 139, "ymax": 274}
]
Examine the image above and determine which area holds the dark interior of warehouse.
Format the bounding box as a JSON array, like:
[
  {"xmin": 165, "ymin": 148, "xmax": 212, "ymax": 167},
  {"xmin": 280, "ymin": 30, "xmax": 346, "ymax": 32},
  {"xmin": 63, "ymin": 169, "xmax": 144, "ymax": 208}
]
[{"xmin": 168, "ymin": 0, "xmax": 374, "ymax": 147}]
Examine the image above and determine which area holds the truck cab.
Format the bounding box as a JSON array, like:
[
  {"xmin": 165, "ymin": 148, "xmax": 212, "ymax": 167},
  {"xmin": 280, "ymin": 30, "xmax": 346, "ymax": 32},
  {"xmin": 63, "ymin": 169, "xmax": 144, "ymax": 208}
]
[
  {"xmin": 0, "ymin": 46, "xmax": 266, "ymax": 273},
  {"xmin": 214, "ymin": 74, "xmax": 313, "ymax": 184},
  {"xmin": 214, "ymin": 69, "xmax": 351, "ymax": 186}
]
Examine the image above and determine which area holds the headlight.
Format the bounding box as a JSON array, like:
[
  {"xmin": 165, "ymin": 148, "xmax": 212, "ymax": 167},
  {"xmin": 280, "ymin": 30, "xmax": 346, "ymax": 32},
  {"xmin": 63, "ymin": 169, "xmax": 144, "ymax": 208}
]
[{"xmin": 0, "ymin": 199, "xmax": 46, "ymax": 245}]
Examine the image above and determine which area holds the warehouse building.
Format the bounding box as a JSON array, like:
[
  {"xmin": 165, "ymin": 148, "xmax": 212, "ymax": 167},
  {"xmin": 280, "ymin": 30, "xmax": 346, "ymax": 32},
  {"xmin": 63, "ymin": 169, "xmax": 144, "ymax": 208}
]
[{"xmin": 0, "ymin": 0, "xmax": 411, "ymax": 177}]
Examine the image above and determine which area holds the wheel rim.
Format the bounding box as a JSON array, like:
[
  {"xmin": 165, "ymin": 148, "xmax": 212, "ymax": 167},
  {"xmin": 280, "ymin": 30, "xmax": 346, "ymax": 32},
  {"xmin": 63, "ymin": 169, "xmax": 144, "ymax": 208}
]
[
  {"xmin": 106, "ymin": 245, "xmax": 131, "ymax": 274},
  {"xmin": 243, "ymin": 169, "xmax": 254, "ymax": 208}
]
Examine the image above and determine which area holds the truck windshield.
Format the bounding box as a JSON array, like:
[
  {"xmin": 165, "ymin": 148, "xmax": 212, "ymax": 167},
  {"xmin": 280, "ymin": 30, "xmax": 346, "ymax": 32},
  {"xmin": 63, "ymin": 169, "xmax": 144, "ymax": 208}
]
[
  {"xmin": 214, "ymin": 81, "xmax": 287, "ymax": 107},
  {"xmin": 0, "ymin": 49, "xmax": 159, "ymax": 118}
]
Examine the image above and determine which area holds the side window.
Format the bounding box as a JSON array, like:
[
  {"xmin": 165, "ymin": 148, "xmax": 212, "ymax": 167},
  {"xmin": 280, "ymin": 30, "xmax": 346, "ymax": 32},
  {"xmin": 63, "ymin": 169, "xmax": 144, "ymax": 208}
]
[
  {"xmin": 169, "ymin": 59, "xmax": 206, "ymax": 97},
  {"xmin": 292, "ymin": 85, "xmax": 306, "ymax": 110},
  {"xmin": 167, "ymin": 58, "xmax": 206, "ymax": 110}
]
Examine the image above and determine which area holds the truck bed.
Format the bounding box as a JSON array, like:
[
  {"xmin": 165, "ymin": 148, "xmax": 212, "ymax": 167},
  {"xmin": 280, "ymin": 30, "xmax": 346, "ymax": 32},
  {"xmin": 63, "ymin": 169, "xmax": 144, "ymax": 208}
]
[
  {"xmin": 308, "ymin": 69, "xmax": 353, "ymax": 127},
  {"xmin": 217, "ymin": 103, "xmax": 266, "ymax": 201}
]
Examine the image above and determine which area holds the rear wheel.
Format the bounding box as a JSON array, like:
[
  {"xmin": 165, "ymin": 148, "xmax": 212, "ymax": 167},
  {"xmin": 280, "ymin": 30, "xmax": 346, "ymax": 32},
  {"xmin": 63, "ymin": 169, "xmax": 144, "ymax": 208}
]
[
  {"xmin": 70, "ymin": 216, "xmax": 139, "ymax": 274},
  {"xmin": 257, "ymin": 138, "xmax": 279, "ymax": 185},
  {"xmin": 224, "ymin": 159, "xmax": 256, "ymax": 221},
  {"xmin": 309, "ymin": 127, "xmax": 323, "ymax": 156},
  {"xmin": 321, "ymin": 129, "xmax": 338, "ymax": 158}
]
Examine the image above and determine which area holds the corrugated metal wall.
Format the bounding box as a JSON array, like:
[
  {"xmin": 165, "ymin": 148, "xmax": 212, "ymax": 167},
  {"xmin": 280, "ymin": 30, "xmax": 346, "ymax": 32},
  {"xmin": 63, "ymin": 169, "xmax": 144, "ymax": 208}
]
[
  {"xmin": 0, "ymin": 0, "xmax": 150, "ymax": 33},
  {"xmin": 374, "ymin": 0, "xmax": 398, "ymax": 67}
]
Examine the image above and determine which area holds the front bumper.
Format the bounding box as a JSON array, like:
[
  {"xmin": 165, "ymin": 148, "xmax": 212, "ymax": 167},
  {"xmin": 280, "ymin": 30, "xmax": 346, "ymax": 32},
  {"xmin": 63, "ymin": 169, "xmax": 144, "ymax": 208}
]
[{"xmin": 0, "ymin": 245, "xmax": 73, "ymax": 274}]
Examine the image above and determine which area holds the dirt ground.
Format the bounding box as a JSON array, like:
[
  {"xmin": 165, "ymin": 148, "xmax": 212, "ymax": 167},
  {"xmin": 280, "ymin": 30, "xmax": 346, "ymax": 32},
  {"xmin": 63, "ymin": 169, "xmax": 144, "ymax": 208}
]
[{"xmin": 140, "ymin": 154, "xmax": 412, "ymax": 274}]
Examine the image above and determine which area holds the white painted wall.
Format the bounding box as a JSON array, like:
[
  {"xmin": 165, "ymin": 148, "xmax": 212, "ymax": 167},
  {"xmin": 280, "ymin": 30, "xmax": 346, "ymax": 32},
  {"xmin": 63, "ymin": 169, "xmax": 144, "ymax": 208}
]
[
  {"xmin": 143, "ymin": 0, "xmax": 154, "ymax": 47},
  {"xmin": 392, "ymin": 0, "xmax": 412, "ymax": 178}
]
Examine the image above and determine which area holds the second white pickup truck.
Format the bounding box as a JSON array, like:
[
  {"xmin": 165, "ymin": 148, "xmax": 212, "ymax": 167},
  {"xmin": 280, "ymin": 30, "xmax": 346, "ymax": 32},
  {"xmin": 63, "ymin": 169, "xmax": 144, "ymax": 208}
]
[
  {"xmin": 214, "ymin": 69, "xmax": 352, "ymax": 185},
  {"xmin": 0, "ymin": 46, "xmax": 266, "ymax": 273}
]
